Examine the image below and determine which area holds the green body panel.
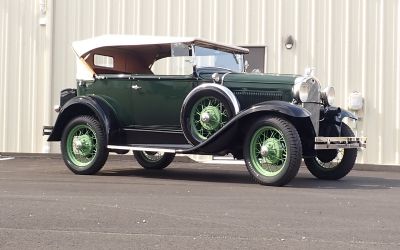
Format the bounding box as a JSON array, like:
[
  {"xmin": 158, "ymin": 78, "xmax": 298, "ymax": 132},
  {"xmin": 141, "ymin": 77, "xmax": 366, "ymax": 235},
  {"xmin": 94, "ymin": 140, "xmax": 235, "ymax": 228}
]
[
  {"xmin": 78, "ymin": 75, "xmax": 194, "ymax": 128},
  {"xmin": 77, "ymin": 72, "xmax": 298, "ymax": 129},
  {"xmin": 225, "ymin": 73, "xmax": 298, "ymax": 85},
  {"xmin": 78, "ymin": 78, "xmax": 133, "ymax": 126},
  {"xmin": 131, "ymin": 75, "xmax": 194, "ymax": 127},
  {"xmin": 223, "ymin": 73, "xmax": 297, "ymax": 103}
]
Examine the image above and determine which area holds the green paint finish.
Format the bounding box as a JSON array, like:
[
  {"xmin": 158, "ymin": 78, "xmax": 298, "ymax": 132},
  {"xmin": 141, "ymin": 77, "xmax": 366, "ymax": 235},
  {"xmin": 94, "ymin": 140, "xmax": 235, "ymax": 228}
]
[
  {"xmin": 262, "ymin": 138, "xmax": 285, "ymax": 165},
  {"xmin": 79, "ymin": 78, "xmax": 133, "ymax": 126},
  {"xmin": 78, "ymin": 75, "xmax": 194, "ymax": 127},
  {"xmin": 198, "ymin": 72, "xmax": 297, "ymax": 103},
  {"xmin": 76, "ymin": 72, "xmax": 298, "ymax": 129},
  {"xmin": 225, "ymin": 73, "xmax": 298, "ymax": 84},
  {"xmin": 249, "ymin": 126, "xmax": 287, "ymax": 177},
  {"xmin": 131, "ymin": 75, "xmax": 194, "ymax": 127},
  {"xmin": 66, "ymin": 124, "xmax": 97, "ymax": 167},
  {"xmin": 223, "ymin": 73, "xmax": 296, "ymax": 102}
]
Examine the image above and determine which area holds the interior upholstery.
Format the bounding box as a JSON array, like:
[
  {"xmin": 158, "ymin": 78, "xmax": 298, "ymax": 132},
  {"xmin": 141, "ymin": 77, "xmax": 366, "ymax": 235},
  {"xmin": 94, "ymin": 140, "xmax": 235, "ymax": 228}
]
[{"xmin": 84, "ymin": 44, "xmax": 171, "ymax": 75}]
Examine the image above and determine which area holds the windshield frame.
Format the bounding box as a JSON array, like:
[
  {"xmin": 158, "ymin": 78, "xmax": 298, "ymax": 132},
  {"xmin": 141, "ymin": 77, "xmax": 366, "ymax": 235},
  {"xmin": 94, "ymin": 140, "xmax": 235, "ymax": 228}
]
[{"xmin": 192, "ymin": 44, "xmax": 245, "ymax": 73}]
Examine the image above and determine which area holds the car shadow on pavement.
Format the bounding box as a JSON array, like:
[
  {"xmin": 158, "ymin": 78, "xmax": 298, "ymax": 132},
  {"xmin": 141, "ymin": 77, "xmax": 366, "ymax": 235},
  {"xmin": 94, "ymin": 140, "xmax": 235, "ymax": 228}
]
[
  {"xmin": 100, "ymin": 168, "xmax": 254, "ymax": 184},
  {"xmin": 289, "ymin": 173, "xmax": 399, "ymax": 190},
  {"xmin": 99, "ymin": 167, "xmax": 399, "ymax": 190}
]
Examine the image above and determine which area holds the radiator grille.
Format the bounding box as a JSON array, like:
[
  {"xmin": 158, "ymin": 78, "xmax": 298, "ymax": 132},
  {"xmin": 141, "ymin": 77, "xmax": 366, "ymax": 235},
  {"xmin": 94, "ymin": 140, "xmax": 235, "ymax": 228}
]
[
  {"xmin": 233, "ymin": 90, "xmax": 283, "ymax": 109},
  {"xmin": 302, "ymin": 78, "xmax": 321, "ymax": 135}
]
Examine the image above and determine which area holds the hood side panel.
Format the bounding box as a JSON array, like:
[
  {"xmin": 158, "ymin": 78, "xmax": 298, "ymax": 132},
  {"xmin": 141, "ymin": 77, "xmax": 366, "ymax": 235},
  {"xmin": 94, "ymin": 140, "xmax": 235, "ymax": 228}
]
[{"xmin": 223, "ymin": 73, "xmax": 296, "ymax": 110}]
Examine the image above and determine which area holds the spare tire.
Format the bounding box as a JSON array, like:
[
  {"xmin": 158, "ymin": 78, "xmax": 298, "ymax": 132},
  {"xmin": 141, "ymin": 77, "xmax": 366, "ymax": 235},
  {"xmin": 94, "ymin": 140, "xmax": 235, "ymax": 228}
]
[{"xmin": 180, "ymin": 84, "xmax": 239, "ymax": 145}]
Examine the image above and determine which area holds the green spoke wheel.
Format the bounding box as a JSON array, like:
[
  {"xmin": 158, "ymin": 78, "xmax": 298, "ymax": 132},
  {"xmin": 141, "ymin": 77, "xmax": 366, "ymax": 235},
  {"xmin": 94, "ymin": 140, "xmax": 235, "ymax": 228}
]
[
  {"xmin": 249, "ymin": 126, "xmax": 288, "ymax": 177},
  {"xmin": 304, "ymin": 123, "xmax": 357, "ymax": 180},
  {"xmin": 244, "ymin": 116, "xmax": 302, "ymax": 186},
  {"xmin": 189, "ymin": 97, "xmax": 230, "ymax": 141},
  {"xmin": 61, "ymin": 116, "xmax": 108, "ymax": 175},
  {"xmin": 66, "ymin": 124, "xmax": 97, "ymax": 167},
  {"xmin": 181, "ymin": 87, "xmax": 236, "ymax": 147}
]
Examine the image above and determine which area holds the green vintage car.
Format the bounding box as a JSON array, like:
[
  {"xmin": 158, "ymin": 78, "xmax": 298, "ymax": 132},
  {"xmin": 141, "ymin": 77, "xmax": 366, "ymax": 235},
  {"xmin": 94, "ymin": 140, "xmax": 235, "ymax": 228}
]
[{"xmin": 43, "ymin": 35, "xmax": 366, "ymax": 186}]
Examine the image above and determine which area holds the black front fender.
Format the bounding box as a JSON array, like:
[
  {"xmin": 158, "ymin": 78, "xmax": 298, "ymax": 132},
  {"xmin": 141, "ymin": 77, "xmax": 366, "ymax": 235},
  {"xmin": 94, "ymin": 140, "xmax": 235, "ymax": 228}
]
[
  {"xmin": 48, "ymin": 96, "xmax": 119, "ymax": 143},
  {"xmin": 318, "ymin": 106, "xmax": 357, "ymax": 139},
  {"xmin": 247, "ymin": 100, "xmax": 311, "ymax": 118},
  {"xmin": 185, "ymin": 101, "xmax": 316, "ymax": 157}
]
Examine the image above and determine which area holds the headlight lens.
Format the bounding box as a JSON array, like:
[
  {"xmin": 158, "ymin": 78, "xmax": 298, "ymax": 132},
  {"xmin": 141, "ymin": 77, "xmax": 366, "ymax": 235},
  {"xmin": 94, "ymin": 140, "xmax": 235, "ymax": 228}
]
[
  {"xmin": 293, "ymin": 81, "xmax": 310, "ymax": 103},
  {"xmin": 211, "ymin": 73, "xmax": 220, "ymax": 83},
  {"xmin": 321, "ymin": 86, "xmax": 335, "ymax": 106}
]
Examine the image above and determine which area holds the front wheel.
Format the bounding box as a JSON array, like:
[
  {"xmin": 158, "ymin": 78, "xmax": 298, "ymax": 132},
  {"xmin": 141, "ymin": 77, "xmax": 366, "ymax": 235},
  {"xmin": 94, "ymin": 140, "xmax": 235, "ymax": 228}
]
[
  {"xmin": 243, "ymin": 117, "xmax": 302, "ymax": 186},
  {"xmin": 61, "ymin": 115, "xmax": 109, "ymax": 175},
  {"xmin": 304, "ymin": 123, "xmax": 357, "ymax": 180},
  {"xmin": 133, "ymin": 151, "xmax": 175, "ymax": 170}
]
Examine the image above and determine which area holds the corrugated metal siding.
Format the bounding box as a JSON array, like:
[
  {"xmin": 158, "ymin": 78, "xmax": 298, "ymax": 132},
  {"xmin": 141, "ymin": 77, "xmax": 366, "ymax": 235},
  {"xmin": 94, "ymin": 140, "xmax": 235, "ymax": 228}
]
[
  {"xmin": 1, "ymin": 0, "xmax": 399, "ymax": 165},
  {"xmin": 0, "ymin": 0, "xmax": 51, "ymax": 153}
]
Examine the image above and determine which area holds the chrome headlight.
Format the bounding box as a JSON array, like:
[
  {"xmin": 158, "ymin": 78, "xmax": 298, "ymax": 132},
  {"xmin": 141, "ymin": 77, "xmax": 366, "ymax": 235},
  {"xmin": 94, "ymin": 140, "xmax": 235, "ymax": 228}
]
[
  {"xmin": 321, "ymin": 86, "xmax": 335, "ymax": 106},
  {"xmin": 211, "ymin": 73, "xmax": 221, "ymax": 83},
  {"xmin": 293, "ymin": 81, "xmax": 310, "ymax": 103}
]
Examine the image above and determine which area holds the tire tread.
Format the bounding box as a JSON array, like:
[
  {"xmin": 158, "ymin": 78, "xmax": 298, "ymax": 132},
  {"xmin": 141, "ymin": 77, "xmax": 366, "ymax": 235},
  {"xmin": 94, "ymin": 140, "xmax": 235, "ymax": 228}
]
[
  {"xmin": 304, "ymin": 123, "xmax": 357, "ymax": 180},
  {"xmin": 244, "ymin": 116, "xmax": 302, "ymax": 186},
  {"xmin": 134, "ymin": 151, "xmax": 175, "ymax": 170},
  {"xmin": 61, "ymin": 115, "xmax": 108, "ymax": 175}
]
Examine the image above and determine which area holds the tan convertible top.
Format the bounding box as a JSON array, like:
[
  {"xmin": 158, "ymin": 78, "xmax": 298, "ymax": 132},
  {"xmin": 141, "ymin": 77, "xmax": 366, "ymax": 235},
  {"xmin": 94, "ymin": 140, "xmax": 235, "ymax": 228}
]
[
  {"xmin": 72, "ymin": 35, "xmax": 249, "ymax": 58},
  {"xmin": 73, "ymin": 35, "xmax": 248, "ymax": 80}
]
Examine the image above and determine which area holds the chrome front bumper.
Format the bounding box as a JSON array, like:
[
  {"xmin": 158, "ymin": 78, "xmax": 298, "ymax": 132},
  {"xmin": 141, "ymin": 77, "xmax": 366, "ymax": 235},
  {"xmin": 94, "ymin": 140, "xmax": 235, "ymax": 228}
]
[{"xmin": 315, "ymin": 137, "xmax": 367, "ymax": 150}]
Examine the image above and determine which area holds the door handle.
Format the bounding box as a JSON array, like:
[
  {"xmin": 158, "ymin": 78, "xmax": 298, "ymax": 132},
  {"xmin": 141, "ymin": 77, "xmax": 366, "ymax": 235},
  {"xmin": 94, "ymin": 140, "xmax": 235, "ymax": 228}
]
[{"xmin": 131, "ymin": 85, "xmax": 142, "ymax": 90}]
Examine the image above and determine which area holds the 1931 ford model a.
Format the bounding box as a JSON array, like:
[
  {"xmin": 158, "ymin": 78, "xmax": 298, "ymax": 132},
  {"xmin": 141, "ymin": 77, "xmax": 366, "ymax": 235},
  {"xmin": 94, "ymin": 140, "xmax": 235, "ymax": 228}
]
[{"xmin": 43, "ymin": 35, "xmax": 366, "ymax": 186}]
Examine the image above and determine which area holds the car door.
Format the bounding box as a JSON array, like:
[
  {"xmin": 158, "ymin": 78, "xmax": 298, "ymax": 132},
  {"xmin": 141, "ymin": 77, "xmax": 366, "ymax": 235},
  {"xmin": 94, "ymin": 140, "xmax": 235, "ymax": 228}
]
[
  {"xmin": 130, "ymin": 75, "xmax": 195, "ymax": 129},
  {"xmin": 83, "ymin": 76, "xmax": 134, "ymax": 126}
]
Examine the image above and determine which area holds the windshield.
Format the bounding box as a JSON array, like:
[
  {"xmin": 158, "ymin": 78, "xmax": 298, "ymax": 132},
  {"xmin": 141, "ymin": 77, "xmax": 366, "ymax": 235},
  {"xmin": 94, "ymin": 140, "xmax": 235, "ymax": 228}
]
[{"xmin": 194, "ymin": 46, "xmax": 244, "ymax": 73}]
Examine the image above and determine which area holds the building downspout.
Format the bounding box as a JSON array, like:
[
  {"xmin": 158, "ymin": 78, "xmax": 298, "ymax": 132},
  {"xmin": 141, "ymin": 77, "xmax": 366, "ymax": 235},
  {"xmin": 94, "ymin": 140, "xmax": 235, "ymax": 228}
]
[{"xmin": 41, "ymin": 0, "xmax": 53, "ymax": 153}]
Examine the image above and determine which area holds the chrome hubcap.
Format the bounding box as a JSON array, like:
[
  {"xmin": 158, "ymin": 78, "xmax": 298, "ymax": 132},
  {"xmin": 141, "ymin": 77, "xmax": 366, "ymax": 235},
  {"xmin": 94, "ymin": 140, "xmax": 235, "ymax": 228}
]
[
  {"xmin": 189, "ymin": 96, "xmax": 229, "ymax": 141},
  {"xmin": 72, "ymin": 135, "xmax": 93, "ymax": 156},
  {"xmin": 199, "ymin": 106, "xmax": 222, "ymax": 131},
  {"xmin": 261, "ymin": 138, "xmax": 284, "ymax": 165},
  {"xmin": 260, "ymin": 145, "xmax": 269, "ymax": 157},
  {"xmin": 200, "ymin": 112, "xmax": 211, "ymax": 123}
]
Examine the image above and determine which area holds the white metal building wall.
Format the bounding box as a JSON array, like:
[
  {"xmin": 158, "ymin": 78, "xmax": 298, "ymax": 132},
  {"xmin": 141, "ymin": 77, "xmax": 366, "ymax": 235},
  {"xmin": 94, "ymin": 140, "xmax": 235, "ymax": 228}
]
[
  {"xmin": 0, "ymin": 0, "xmax": 52, "ymax": 153},
  {"xmin": 1, "ymin": 0, "xmax": 399, "ymax": 166}
]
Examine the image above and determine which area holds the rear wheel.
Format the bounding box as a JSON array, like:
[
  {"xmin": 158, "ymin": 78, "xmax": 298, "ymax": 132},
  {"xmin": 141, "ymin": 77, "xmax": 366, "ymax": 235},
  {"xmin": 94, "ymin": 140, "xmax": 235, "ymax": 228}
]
[
  {"xmin": 133, "ymin": 151, "xmax": 175, "ymax": 170},
  {"xmin": 61, "ymin": 115, "xmax": 108, "ymax": 175},
  {"xmin": 304, "ymin": 123, "xmax": 357, "ymax": 180},
  {"xmin": 243, "ymin": 117, "xmax": 302, "ymax": 186}
]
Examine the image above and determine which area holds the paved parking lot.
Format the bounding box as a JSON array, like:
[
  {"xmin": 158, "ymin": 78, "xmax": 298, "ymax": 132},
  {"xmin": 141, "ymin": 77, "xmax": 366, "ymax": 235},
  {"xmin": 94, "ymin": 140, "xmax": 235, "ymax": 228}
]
[{"xmin": 0, "ymin": 155, "xmax": 399, "ymax": 249}]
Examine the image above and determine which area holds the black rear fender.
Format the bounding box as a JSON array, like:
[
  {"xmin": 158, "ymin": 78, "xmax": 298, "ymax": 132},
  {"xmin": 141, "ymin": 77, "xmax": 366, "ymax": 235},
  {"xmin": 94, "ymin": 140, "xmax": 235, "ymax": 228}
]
[{"xmin": 48, "ymin": 96, "xmax": 119, "ymax": 143}]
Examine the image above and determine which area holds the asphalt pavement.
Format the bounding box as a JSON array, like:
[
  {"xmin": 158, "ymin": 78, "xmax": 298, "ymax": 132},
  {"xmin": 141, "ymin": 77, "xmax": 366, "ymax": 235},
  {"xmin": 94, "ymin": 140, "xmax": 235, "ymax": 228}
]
[{"xmin": 0, "ymin": 155, "xmax": 399, "ymax": 249}]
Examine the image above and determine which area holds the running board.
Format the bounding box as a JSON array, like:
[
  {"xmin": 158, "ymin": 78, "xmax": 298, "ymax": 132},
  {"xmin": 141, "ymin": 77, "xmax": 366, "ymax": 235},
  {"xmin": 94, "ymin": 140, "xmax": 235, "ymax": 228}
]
[
  {"xmin": 315, "ymin": 136, "xmax": 367, "ymax": 150},
  {"xmin": 108, "ymin": 144, "xmax": 193, "ymax": 153},
  {"xmin": 110, "ymin": 136, "xmax": 367, "ymax": 153}
]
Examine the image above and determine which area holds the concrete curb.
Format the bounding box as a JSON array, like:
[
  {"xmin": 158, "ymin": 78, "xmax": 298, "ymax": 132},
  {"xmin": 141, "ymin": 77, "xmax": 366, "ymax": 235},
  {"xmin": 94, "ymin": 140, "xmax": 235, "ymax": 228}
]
[{"xmin": 1, "ymin": 153, "xmax": 399, "ymax": 172}]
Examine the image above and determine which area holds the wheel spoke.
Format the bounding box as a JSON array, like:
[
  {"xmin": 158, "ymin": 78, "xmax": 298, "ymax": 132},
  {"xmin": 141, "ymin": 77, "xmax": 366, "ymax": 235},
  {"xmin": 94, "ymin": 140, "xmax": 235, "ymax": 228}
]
[
  {"xmin": 67, "ymin": 124, "xmax": 98, "ymax": 167},
  {"xmin": 249, "ymin": 126, "xmax": 287, "ymax": 177},
  {"xmin": 189, "ymin": 96, "xmax": 231, "ymax": 141}
]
